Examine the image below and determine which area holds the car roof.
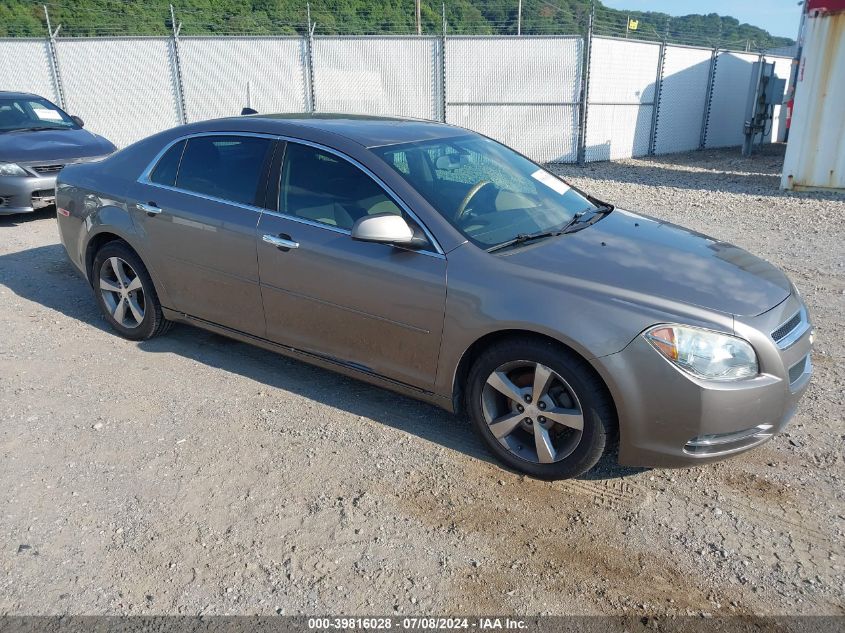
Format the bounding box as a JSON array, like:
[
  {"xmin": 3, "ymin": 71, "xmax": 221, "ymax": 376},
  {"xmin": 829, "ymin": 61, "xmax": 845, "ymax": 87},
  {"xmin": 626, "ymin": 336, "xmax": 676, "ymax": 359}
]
[
  {"xmin": 219, "ymin": 113, "xmax": 470, "ymax": 149},
  {"xmin": 0, "ymin": 91, "xmax": 43, "ymax": 99}
]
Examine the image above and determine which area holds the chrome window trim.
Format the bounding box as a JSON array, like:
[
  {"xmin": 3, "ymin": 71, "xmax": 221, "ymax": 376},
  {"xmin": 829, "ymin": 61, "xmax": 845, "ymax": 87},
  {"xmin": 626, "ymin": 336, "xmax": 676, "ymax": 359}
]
[
  {"xmin": 137, "ymin": 130, "xmax": 445, "ymax": 258},
  {"xmin": 260, "ymin": 208, "xmax": 350, "ymax": 236},
  {"xmin": 143, "ymin": 181, "xmax": 268, "ymax": 215},
  {"xmin": 773, "ymin": 307, "xmax": 810, "ymax": 350},
  {"xmin": 137, "ymin": 131, "xmax": 278, "ymax": 185}
]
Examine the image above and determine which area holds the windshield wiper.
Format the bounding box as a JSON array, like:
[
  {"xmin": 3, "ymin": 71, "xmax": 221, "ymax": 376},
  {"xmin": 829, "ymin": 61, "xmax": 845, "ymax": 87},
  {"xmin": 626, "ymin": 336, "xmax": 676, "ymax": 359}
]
[
  {"xmin": 560, "ymin": 204, "xmax": 614, "ymax": 234},
  {"xmin": 5, "ymin": 126, "xmax": 69, "ymax": 133},
  {"xmin": 487, "ymin": 229, "xmax": 564, "ymax": 253},
  {"xmin": 486, "ymin": 203, "xmax": 615, "ymax": 253}
]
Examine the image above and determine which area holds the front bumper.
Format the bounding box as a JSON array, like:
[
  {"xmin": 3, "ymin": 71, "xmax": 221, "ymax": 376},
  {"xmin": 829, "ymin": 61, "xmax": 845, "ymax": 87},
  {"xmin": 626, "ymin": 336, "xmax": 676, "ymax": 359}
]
[
  {"xmin": 597, "ymin": 292, "xmax": 813, "ymax": 468},
  {"xmin": 0, "ymin": 173, "xmax": 57, "ymax": 214}
]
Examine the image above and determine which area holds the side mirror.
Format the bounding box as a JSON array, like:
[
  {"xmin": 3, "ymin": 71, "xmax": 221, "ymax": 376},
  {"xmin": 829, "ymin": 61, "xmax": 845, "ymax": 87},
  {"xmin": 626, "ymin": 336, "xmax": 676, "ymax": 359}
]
[
  {"xmin": 351, "ymin": 213, "xmax": 421, "ymax": 247},
  {"xmin": 71, "ymin": 115, "xmax": 84, "ymax": 128},
  {"xmin": 241, "ymin": 107, "xmax": 258, "ymax": 115}
]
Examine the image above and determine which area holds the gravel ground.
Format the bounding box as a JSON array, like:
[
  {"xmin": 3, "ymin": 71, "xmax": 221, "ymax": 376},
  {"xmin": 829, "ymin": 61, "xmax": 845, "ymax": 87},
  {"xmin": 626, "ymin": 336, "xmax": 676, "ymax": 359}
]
[{"xmin": 1, "ymin": 144, "xmax": 843, "ymax": 617}]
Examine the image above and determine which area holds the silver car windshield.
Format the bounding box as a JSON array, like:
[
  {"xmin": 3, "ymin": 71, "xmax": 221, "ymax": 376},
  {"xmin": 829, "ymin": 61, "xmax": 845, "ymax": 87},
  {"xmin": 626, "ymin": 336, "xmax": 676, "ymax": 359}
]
[
  {"xmin": 374, "ymin": 135, "xmax": 596, "ymax": 248},
  {"xmin": 0, "ymin": 97, "xmax": 77, "ymax": 132}
]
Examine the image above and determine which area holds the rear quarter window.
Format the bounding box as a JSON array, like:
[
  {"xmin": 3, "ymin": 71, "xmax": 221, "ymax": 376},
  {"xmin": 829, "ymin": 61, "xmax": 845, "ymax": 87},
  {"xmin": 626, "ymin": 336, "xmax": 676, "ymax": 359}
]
[{"xmin": 149, "ymin": 140, "xmax": 186, "ymax": 187}]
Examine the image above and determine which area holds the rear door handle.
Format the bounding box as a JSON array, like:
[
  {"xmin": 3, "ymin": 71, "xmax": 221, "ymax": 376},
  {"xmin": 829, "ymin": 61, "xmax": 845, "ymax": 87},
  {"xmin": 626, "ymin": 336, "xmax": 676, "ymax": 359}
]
[
  {"xmin": 262, "ymin": 234, "xmax": 299, "ymax": 249},
  {"xmin": 137, "ymin": 202, "xmax": 162, "ymax": 216}
]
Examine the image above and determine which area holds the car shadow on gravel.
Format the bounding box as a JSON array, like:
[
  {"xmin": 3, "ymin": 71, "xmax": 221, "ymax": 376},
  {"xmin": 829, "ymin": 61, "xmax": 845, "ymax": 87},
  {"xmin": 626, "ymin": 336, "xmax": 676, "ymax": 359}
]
[
  {"xmin": 0, "ymin": 243, "xmax": 112, "ymax": 335},
  {"xmin": 0, "ymin": 207, "xmax": 57, "ymax": 226},
  {"xmin": 1, "ymin": 243, "xmax": 641, "ymax": 481},
  {"xmin": 136, "ymin": 326, "xmax": 641, "ymax": 480}
]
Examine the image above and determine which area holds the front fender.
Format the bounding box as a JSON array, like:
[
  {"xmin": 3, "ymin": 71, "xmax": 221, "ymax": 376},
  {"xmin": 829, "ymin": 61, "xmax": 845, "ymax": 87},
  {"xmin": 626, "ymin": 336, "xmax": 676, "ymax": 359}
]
[{"xmin": 434, "ymin": 242, "xmax": 735, "ymax": 402}]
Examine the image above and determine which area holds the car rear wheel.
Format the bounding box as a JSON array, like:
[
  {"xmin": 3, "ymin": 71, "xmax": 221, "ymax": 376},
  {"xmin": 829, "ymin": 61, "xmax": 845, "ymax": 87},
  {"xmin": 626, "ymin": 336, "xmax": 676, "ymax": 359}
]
[
  {"xmin": 466, "ymin": 338, "xmax": 616, "ymax": 479},
  {"xmin": 92, "ymin": 241, "xmax": 171, "ymax": 340}
]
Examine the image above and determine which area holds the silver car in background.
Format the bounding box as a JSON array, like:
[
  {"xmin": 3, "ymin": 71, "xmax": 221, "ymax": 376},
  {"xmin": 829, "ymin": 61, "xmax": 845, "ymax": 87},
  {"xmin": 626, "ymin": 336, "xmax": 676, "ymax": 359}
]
[
  {"xmin": 0, "ymin": 91, "xmax": 115, "ymax": 215},
  {"xmin": 55, "ymin": 114, "xmax": 814, "ymax": 479}
]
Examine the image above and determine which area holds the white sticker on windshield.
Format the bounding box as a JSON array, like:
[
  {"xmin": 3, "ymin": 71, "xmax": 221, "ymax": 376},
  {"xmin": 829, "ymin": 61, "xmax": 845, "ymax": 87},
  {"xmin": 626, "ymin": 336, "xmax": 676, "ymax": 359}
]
[
  {"xmin": 531, "ymin": 169, "xmax": 571, "ymax": 196},
  {"xmin": 32, "ymin": 106, "xmax": 63, "ymax": 121}
]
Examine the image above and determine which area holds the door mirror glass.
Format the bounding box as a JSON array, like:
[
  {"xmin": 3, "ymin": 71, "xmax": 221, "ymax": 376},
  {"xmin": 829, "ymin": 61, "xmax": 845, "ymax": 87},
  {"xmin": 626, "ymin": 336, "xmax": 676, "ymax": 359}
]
[
  {"xmin": 71, "ymin": 115, "xmax": 84, "ymax": 128},
  {"xmin": 351, "ymin": 213, "xmax": 416, "ymax": 245}
]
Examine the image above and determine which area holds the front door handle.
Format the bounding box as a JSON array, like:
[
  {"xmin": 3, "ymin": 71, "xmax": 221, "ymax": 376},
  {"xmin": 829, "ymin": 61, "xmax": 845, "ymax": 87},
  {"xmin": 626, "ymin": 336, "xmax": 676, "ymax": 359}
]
[
  {"xmin": 262, "ymin": 234, "xmax": 299, "ymax": 249},
  {"xmin": 137, "ymin": 202, "xmax": 162, "ymax": 216}
]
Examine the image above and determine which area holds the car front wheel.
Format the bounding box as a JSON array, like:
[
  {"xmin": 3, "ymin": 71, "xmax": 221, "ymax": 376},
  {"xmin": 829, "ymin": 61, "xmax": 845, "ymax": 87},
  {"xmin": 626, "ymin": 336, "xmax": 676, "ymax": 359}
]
[
  {"xmin": 92, "ymin": 241, "xmax": 171, "ymax": 341},
  {"xmin": 466, "ymin": 338, "xmax": 617, "ymax": 480}
]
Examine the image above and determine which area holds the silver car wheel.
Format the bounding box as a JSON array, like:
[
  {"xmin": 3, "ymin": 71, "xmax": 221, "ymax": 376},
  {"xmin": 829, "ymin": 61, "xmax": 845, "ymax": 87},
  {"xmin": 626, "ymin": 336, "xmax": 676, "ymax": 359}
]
[
  {"xmin": 481, "ymin": 361, "xmax": 584, "ymax": 464},
  {"xmin": 99, "ymin": 256, "xmax": 145, "ymax": 329}
]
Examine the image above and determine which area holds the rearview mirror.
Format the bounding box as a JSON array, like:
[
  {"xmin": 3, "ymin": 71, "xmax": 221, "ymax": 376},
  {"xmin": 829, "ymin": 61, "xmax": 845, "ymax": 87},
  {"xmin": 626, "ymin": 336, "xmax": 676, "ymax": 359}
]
[
  {"xmin": 351, "ymin": 213, "xmax": 419, "ymax": 246},
  {"xmin": 435, "ymin": 154, "xmax": 469, "ymax": 170},
  {"xmin": 71, "ymin": 115, "xmax": 84, "ymax": 128}
]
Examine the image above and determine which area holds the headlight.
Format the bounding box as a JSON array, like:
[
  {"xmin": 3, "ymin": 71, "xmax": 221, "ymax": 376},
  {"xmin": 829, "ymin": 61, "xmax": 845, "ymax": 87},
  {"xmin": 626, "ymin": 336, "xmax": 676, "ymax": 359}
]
[
  {"xmin": 0, "ymin": 162, "xmax": 28, "ymax": 177},
  {"xmin": 643, "ymin": 325, "xmax": 758, "ymax": 381}
]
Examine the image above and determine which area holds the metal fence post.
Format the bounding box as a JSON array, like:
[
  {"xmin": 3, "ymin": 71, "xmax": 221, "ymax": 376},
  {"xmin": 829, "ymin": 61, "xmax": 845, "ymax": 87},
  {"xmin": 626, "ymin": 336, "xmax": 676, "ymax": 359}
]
[
  {"xmin": 43, "ymin": 4, "xmax": 66, "ymax": 110},
  {"xmin": 439, "ymin": 3, "xmax": 447, "ymax": 123},
  {"xmin": 576, "ymin": 6, "xmax": 594, "ymax": 165},
  {"xmin": 169, "ymin": 4, "xmax": 188, "ymax": 125},
  {"xmin": 698, "ymin": 47, "xmax": 719, "ymax": 149},
  {"xmin": 305, "ymin": 2, "xmax": 317, "ymax": 112},
  {"xmin": 647, "ymin": 39, "xmax": 666, "ymax": 156}
]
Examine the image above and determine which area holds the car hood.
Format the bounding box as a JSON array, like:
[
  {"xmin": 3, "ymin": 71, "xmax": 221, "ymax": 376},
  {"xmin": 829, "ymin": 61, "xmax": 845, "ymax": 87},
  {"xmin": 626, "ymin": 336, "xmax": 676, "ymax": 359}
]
[
  {"xmin": 503, "ymin": 208, "xmax": 791, "ymax": 317},
  {"xmin": 0, "ymin": 128, "xmax": 115, "ymax": 163}
]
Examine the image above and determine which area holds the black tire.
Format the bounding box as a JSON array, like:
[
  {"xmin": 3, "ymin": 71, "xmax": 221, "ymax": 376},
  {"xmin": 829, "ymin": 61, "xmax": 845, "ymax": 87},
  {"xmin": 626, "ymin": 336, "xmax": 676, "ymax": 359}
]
[
  {"xmin": 91, "ymin": 241, "xmax": 172, "ymax": 341},
  {"xmin": 466, "ymin": 337, "xmax": 617, "ymax": 480}
]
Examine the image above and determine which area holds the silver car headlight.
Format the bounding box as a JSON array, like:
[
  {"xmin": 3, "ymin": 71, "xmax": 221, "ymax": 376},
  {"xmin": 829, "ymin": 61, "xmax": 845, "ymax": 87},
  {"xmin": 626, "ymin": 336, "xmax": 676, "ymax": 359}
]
[
  {"xmin": 643, "ymin": 324, "xmax": 758, "ymax": 381},
  {"xmin": 0, "ymin": 162, "xmax": 28, "ymax": 177}
]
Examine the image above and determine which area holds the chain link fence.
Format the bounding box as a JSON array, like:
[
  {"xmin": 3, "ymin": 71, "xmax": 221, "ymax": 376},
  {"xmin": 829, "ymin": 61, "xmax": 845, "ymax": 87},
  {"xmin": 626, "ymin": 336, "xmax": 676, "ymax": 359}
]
[
  {"xmin": 445, "ymin": 36, "xmax": 581, "ymax": 163},
  {"xmin": 0, "ymin": 14, "xmax": 794, "ymax": 163}
]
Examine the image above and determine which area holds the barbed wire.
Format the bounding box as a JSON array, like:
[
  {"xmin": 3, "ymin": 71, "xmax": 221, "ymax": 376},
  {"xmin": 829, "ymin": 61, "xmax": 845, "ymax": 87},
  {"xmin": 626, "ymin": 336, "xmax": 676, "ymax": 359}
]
[{"xmin": 2, "ymin": 0, "xmax": 791, "ymax": 53}]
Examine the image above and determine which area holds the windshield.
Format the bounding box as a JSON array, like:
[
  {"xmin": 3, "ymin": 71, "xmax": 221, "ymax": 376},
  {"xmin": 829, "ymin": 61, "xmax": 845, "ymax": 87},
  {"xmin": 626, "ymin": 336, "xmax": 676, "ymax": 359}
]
[
  {"xmin": 373, "ymin": 135, "xmax": 597, "ymax": 248},
  {"xmin": 0, "ymin": 97, "xmax": 77, "ymax": 132}
]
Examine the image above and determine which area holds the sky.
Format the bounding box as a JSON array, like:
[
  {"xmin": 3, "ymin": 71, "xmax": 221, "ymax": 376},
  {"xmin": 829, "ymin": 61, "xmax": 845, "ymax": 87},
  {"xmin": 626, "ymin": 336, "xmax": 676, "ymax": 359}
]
[{"xmin": 600, "ymin": 0, "xmax": 804, "ymax": 38}]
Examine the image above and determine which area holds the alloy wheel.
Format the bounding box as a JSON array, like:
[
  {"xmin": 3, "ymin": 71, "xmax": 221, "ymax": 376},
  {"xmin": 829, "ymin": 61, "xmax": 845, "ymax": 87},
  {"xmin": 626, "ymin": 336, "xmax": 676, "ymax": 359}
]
[
  {"xmin": 481, "ymin": 360, "xmax": 584, "ymax": 464},
  {"xmin": 99, "ymin": 256, "xmax": 145, "ymax": 329}
]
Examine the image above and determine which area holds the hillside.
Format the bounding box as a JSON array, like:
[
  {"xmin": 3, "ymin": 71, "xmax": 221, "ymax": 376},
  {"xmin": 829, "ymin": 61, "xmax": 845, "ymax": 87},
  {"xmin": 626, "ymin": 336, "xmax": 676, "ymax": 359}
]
[{"xmin": 0, "ymin": 0, "xmax": 794, "ymax": 50}]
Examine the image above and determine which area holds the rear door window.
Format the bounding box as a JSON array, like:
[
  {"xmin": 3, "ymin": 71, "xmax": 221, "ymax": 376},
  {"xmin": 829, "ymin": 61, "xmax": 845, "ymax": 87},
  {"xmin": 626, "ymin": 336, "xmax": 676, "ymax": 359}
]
[{"xmin": 175, "ymin": 135, "xmax": 273, "ymax": 206}]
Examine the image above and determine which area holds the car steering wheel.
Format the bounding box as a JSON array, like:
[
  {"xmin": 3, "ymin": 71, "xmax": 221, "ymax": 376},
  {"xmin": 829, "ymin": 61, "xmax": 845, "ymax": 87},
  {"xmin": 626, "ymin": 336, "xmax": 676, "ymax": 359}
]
[{"xmin": 455, "ymin": 180, "xmax": 494, "ymax": 221}]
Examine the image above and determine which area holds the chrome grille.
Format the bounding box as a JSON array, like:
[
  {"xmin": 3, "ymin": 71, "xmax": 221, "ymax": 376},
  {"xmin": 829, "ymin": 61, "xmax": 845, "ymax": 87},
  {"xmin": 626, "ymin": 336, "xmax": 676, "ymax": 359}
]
[
  {"xmin": 772, "ymin": 312, "xmax": 801, "ymax": 342},
  {"xmin": 32, "ymin": 164, "xmax": 65, "ymax": 175},
  {"xmin": 771, "ymin": 308, "xmax": 810, "ymax": 350}
]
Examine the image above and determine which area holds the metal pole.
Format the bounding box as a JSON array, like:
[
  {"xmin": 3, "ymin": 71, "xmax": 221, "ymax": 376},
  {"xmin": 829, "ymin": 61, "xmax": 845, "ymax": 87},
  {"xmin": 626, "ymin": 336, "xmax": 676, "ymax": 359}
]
[
  {"xmin": 440, "ymin": 3, "xmax": 447, "ymax": 123},
  {"xmin": 699, "ymin": 47, "xmax": 719, "ymax": 149},
  {"xmin": 576, "ymin": 5, "xmax": 594, "ymax": 165},
  {"xmin": 169, "ymin": 4, "xmax": 188, "ymax": 125},
  {"xmin": 416, "ymin": 0, "xmax": 422, "ymax": 35},
  {"xmin": 305, "ymin": 3, "xmax": 317, "ymax": 113},
  {"xmin": 648, "ymin": 38, "xmax": 666, "ymax": 156},
  {"xmin": 742, "ymin": 53, "xmax": 766, "ymax": 156},
  {"xmin": 518, "ymin": 0, "xmax": 522, "ymax": 36},
  {"xmin": 783, "ymin": 2, "xmax": 807, "ymax": 143},
  {"xmin": 43, "ymin": 5, "xmax": 66, "ymax": 110}
]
